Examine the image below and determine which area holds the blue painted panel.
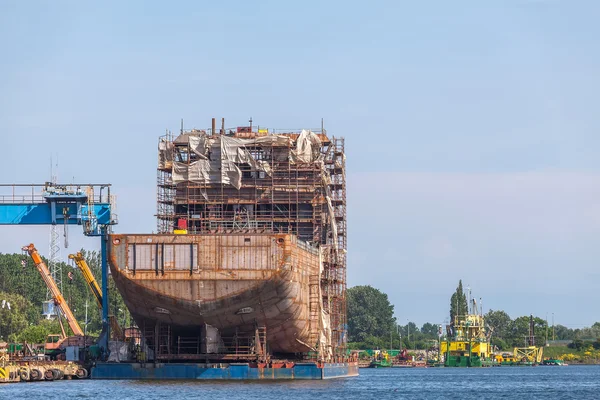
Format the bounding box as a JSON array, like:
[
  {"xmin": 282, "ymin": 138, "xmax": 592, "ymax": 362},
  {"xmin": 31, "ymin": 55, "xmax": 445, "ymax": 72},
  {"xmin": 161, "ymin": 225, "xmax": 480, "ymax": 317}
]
[
  {"xmin": 322, "ymin": 362, "xmax": 359, "ymax": 379},
  {"xmin": 91, "ymin": 362, "xmax": 358, "ymax": 380},
  {"xmin": 292, "ymin": 363, "xmax": 322, "ymax": 379},
  {"xmin": 197, "ymin": 366, "xmax": 234, "ymax": 379},
  {"xmin": 273, "ymin": 368, "xmax": 294, "ymax": 379},
  {"xmin": 81, "ymin": 204, "xmax": 112, "ymax": 225},
  {"xmin": 0, "ymin": 203, "xmax": 111, "ymax": 225}
]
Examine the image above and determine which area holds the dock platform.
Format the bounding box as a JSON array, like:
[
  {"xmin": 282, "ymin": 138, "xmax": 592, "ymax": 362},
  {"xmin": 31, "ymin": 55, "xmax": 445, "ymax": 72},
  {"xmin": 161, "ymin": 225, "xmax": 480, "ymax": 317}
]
[{"xmin": 91, "ymin": 362, "xmax": 359, "ymax": 380}]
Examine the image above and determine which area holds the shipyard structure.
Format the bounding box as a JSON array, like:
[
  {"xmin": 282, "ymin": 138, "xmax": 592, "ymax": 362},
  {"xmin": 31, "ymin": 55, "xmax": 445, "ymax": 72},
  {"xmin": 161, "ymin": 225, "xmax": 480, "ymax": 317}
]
[{"xmin": 107, "ymin": 120, "xmax": 348, "ymax": 367}]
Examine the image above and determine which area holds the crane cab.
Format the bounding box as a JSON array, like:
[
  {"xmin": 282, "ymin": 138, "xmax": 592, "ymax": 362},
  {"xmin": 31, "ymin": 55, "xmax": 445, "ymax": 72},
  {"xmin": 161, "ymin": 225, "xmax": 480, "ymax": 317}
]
[{"xmin": 45, "ymin": 334, "xmax": 63, "ymax": 352}]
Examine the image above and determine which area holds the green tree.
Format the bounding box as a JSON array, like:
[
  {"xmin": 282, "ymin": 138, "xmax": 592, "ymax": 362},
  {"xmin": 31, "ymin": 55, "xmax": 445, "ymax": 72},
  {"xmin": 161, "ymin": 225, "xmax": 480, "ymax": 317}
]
[
  {"xmin": 485, "ymin": 309, "xmax": 512, "ymax": 339},
  {"xmin": 0, "ymin": 249, "xmax": 131, "ymax": 343},
  {"xmin": 449, "ymin": 280, "xmax": 468, "ymax": 324},
  {"xmin": 18, "ymin": 320, "xmax": 62, "ymax": 344},
  {"xmin": 347, "ymin": 285, "xmax": 396, "ymax": 342},
  {"xmin": 0, "ymin": 291, "xmax": 34, "ymax": 341},
  {"xmin": 574, "ymin": 322, "xmax": 600, "ymax": 340},
  {"xmin": 420, "ymin": 322, "xmax": 440, "ymax": 338},
  {"xmin": 492, "ymin": 337, "xmax": 509, "ymax": 351},
  {"xmin": 400, "ymin": 322, "xmax": 419, "ymax": 338},
  {"xmin": 553, "ymin": 324, "xmax": 574, "ymax": 340},
  {"xmin": 569, "ymin": 339, "xmax": 585, "ymax": 351},
  {"xmin": 362, "ymin": 335, "xmax": 387, "ymax": 350},
  {"xmin": 397, "ymin": 322, "xmax": 423, "ymax": 349},
  {"xmin": 508, "ymin": 315, "xmax": 547, "ymax": 347}
]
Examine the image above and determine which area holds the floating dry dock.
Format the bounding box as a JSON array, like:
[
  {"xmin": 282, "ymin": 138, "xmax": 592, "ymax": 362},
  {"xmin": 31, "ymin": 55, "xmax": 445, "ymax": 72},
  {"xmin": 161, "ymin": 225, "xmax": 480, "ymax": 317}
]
[{"xmin": 93, "ymin": 362, "xmax": 358, "ymax": 380}]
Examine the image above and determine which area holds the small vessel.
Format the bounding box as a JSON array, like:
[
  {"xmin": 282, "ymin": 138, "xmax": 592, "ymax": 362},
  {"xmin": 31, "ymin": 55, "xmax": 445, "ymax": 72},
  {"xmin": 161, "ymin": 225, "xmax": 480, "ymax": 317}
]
[
  {"xmin": 542, "ymin": 358, "xmax": 566, "ymax": 366},
  {"xmin": 441, "ymin": 297, "xmax": 494, "ymax": 367},
  {"xmin": 368, "ymin": 350, "xmax": 392, "ymax": 368}
]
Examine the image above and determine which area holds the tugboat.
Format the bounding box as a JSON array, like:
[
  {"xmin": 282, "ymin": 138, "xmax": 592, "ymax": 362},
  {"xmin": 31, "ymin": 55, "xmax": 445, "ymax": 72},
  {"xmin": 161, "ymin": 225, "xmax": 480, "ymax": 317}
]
[
  {"xmin": 369, "ymin": 350, "xmax": 392, "ymax": 368},
  {"xmin": 440, "ymin": 297, "xmax": 494, "ymax": 367}
]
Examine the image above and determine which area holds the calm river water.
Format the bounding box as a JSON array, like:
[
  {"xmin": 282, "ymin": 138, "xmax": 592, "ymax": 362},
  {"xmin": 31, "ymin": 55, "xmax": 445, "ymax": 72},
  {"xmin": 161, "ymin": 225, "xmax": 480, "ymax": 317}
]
[{"xmin": 2, "ymin": 365, "xmax": 599, "ymax": 399}]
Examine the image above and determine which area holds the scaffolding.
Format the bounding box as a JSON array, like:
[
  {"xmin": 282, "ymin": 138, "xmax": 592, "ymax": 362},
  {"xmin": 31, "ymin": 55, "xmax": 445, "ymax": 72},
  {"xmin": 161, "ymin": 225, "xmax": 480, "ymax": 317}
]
[{"xmin": 155, "ymin": 120, "xmax": 347, "ymax": 358}]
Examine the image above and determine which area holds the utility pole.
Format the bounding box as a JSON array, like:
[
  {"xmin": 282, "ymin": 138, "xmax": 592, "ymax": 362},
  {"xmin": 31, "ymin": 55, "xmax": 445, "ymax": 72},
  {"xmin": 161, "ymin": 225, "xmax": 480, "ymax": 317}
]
[
  {"xmin": 546, "ymin": 313, "xmax": 549, "ymax": 346},
  {"xmin": 438, "ymin": 324, "xmax": 442, "ymax": 363},
  {"xmin": 84, "ymin": 300, "xmax": 89, "ymax": 337},
  {"xmin": 399, "ymin": 333, "xmax": 402, "ymax": 351},
  {"xmin": 552, "ymin": 313, "xmax": 555, "ymax": 341},
  {"xmin": 467, "ymin": 286, "xmax": 471, "ymax": 314}
]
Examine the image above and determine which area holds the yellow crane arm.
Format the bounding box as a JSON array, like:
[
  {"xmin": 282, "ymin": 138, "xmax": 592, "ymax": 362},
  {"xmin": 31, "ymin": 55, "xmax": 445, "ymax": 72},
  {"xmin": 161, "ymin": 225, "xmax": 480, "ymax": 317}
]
[
  {"xmin": 537, "ymin": 347, "xmax": 543, "ymax": 363},
  {"xmin": 22, "ymin": 243, "xmax": 84, "ymax": 337},
  {"xmin": 68, "ymin": 252, "xmax": 124, "ymax": 340},
  {"xmin": 69, "ymin": 253, "xmax": 103, "ymax": 309}
]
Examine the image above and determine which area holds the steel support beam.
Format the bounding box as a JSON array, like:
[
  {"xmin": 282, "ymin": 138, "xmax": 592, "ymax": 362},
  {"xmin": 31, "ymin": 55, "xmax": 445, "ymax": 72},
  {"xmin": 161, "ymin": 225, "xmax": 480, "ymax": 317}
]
[
  {"xmin": 0, "ymin": 203, "xmax": 111, "ymax": 226},
  {"xmin": 100, "ymin": 226, "xmax": 110, "ymax": 359}
]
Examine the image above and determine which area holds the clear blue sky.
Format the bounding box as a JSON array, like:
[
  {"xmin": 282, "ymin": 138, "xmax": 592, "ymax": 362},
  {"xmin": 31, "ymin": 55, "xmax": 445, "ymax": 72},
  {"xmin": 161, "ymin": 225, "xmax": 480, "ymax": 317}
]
[{"xmin": 1, "ymin": 0, "xmax": 599, "ymax": 329}]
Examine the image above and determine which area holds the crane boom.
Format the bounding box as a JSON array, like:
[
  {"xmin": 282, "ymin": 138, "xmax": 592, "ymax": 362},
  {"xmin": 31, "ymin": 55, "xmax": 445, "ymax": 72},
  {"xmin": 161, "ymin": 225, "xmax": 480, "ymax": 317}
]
[
  {"xmin": 69, "ymin": 253, "xmax": 102, "ymax": 309},
  {"xmin": 68, "ymin": 252, "xmax": 124, "ymax": 340},
  {"xmin": 22, "ymin": 243, "xmax": 84, "ymax": 337}
]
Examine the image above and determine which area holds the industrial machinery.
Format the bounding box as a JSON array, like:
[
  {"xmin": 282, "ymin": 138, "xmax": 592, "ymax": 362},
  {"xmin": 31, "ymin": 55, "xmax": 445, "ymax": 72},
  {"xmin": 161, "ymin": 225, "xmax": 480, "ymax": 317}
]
[
  {"xmin": 511, "ymin": 314, "xmax": 544, "ymax": 365},
  {"xmin": 68, "ymin": 252, "xmax": 124, "ymax": 340},
  {"xmin": 514, "ymin": 346, "xmax": 544, "ymax": 364},
  {"xmin": 22, "ymin": 243, "xmax": 84, "ymax": 356},
  {"xmin": 0, "ymin": 183, "xmax": 116, "ymax": 358},
  {"xmin": 441, "ymin": 296, "xmax": 494, "ymax": 367}
]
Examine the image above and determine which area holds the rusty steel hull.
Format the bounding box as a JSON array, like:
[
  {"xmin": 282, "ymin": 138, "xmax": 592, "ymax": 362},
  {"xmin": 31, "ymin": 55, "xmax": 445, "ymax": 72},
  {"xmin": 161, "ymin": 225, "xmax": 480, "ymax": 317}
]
[{"xmin": 108, "ymin": 233, "xmax": 322, "ymax": 354}]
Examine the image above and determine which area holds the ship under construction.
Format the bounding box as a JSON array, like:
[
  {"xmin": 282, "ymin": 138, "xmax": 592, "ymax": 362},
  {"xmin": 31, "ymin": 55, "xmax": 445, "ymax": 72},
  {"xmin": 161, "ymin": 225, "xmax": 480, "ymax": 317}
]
[{"xmin": 107, "ymin": 119, "xmax": 349, "ymax": 366}]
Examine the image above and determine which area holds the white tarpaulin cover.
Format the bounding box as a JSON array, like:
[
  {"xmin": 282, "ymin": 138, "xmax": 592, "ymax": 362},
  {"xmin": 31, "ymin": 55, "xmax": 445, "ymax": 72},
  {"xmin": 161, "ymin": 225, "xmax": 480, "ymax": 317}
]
[
  {"xmin": 291, "ymin": 130, "xmax": 322, "ymax": 163},
  {"xmin": 318, "ymin": 247, "xmax": 333, "ymax": 360},
  {"xmin": 188, "ymin": 135, "xmax": 212, "ymax": 159},
  {"xmin": 168, "ymin": 132, "xmax": 306, "ymax": 189},
  {"xmin": 158, "ymin": 140, "xmax": 174, "ymax": 169},
  {"xmin": 107, "ymin": 341, "xmax": 130, "ymax": 362}
]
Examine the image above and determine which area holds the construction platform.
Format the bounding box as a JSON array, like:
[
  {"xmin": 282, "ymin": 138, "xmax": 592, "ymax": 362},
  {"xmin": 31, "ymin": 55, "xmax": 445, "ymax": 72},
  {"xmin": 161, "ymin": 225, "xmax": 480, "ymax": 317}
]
[{"xmin": 91, "ymin": 362, "xmax": 359, "ymax": 380}]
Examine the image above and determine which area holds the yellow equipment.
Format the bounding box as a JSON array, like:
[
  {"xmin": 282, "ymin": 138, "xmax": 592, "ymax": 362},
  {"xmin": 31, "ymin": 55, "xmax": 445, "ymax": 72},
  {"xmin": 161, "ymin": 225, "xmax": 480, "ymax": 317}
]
[
  {"xmin": 440, "ymin": 297, "xmax": 494, "ymax": 367},
  {"xmin": 514, "ymin": 346, "xmax": 544, "ymax": 364},
  {"xmin": 68, "ymin": 252, "xmax": 124, "ymax": 340},
  {"xmin": 68, "ymin": 253, "xmax": 102, "ymax": 308},
  {"xmin": 22, "ymin": 244, "xmax": 84, "ymax": 337}
]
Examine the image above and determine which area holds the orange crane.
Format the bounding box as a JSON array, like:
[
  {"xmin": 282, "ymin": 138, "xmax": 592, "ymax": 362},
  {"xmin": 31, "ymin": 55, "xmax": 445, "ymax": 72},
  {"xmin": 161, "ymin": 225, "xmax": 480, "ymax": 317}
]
[
  {"xmin": 68, "ymin": 252, "xmax": 124, "ymax": 340},
  {"xmin": 22, "ymin": 244, "xmax": 84, "ymax": 343}
]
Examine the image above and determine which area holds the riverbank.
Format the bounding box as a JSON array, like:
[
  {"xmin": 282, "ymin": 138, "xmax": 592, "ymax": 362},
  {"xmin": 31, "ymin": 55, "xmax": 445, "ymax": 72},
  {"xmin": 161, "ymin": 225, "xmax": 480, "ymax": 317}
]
[{"xmin": 542, "ymin": 345, "xmax": 600, "ymax": 364}]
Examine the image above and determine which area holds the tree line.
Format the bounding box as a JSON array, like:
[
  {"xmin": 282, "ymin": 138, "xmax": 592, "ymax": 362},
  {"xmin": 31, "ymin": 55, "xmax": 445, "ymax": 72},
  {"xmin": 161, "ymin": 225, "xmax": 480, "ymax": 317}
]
[
  {"xmin": 347, "ymin": 285, "xmax": 441, "ymax": 350},
  {"xmin": 347, "ymin": 283, "xmax": 600, "ymax": 351},
  {"xmin": 450, "ymin": 280, "xmax": 600, "ymax": 350},
  {"xmin": 0, "ymin": 250, "xmax": 129, "ymax": 344},
  {"xmin": 484, "ymin": 309, "xmax": 600, "ymax": 350}
]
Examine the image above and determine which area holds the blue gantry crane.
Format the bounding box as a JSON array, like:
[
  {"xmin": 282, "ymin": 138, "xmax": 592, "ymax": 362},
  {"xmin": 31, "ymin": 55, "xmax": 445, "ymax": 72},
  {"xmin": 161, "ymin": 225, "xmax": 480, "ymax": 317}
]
[{"xmin": 0, "ymin": 183, "xmax": 117, "ymax": 356}]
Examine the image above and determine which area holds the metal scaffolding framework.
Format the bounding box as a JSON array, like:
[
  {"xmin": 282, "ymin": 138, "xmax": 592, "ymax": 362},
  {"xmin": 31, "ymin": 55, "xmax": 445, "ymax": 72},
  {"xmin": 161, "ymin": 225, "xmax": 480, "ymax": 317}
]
[{"xmin": 156, "ymin": 121, "xmax": 348, "ymax": 357}]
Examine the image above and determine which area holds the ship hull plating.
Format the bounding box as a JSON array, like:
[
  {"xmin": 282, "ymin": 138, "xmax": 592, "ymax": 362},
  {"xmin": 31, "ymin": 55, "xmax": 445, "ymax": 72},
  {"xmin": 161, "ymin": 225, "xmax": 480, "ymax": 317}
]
[{"xmin": 108, "ymin": 233, "xmax": 324, "ymax": 355}]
